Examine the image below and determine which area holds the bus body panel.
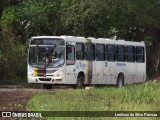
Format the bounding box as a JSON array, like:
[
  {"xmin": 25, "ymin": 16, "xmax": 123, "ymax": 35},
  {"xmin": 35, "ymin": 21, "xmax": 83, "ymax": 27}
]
[
  {"xmin": 124, "ymin": 62, "xmax": 136, "ymax": 84},
  {"xmin": 103, "ymin": 61, "xmax": 117, "ymax": 84},
  {"xmin": 95, "ymin": 61, "xmax": 104, "ymax": 84}
]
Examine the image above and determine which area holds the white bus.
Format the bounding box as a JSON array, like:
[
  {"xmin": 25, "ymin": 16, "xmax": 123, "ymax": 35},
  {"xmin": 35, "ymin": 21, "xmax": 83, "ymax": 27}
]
[{"xmin": 28, "ymin": 36, "xmax": 146, "ymax": 89}]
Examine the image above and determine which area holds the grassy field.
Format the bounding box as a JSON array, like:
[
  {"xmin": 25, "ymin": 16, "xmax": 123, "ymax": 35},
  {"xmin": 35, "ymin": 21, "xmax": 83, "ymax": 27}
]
[{"xmin": 27, "ymin": 81, "xmax": 160, "ymax": 120}]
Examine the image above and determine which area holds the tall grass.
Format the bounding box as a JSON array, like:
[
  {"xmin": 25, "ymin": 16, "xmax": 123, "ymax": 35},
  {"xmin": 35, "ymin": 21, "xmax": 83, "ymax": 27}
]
[{"xmin": 27, "ymin": 81, "xmax": 160, "ymax": 119}]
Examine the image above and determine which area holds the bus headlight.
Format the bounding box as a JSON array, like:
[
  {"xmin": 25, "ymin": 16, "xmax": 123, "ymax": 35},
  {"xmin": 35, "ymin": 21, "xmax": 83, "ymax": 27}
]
[
  {"xmin": 54, "ymin": 70, "xmax": 63, "ymax": 77},
  {"xmin": 28, "ymin": 67, "xmax": 34, "ymax": 76}
]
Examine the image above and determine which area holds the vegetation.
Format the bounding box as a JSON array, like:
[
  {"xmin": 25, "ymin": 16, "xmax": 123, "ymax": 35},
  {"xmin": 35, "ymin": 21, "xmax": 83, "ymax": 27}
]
[
  {"xmin": 0, "ymin": 0, "xmax": 160, "ymax": 84},
  {"xmin": 27, "ymin": 81, "xmax": 160, "ymax": 119}
]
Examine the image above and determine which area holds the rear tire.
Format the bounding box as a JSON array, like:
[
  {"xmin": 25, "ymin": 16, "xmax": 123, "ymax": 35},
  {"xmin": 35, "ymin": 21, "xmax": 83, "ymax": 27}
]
[
  {"xmin": 117, "ymin": 75, "xmax": 124, "ymax": 87},
  {"xmin": 43, "ymin": 84, "xmax": 53, "ymax": 89}
]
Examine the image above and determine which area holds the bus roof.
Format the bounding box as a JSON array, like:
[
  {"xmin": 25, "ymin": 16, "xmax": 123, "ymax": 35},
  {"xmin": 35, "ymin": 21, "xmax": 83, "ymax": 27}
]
[{"xmin": 31, "ymin": 36, "xmax": 145, "ymax": 46}]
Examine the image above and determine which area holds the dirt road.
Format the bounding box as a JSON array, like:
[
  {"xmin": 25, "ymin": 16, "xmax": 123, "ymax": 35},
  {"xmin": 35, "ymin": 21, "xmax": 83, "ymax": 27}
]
[{"xmin": 0, "ymin": 88, "xmax": 46, "ymax": 111}]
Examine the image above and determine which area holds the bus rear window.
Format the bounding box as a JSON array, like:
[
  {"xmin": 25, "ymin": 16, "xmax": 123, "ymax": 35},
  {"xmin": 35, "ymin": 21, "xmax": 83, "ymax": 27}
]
[{"xmin": 136, "ymin": 47, "xmax": 145, "ymax": 62}]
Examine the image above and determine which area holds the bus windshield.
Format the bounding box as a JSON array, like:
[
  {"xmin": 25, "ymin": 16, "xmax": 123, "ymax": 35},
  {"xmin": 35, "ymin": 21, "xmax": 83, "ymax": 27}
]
[{"xmin": 29, "ymin": 46, "xmax": 64, "ymax": 68}]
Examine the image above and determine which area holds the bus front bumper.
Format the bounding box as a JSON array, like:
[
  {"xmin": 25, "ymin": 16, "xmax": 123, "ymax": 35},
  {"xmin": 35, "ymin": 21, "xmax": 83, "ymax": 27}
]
[{"xmin": 27, "ymin": 75, "xmax": 65, "ymax": 84}]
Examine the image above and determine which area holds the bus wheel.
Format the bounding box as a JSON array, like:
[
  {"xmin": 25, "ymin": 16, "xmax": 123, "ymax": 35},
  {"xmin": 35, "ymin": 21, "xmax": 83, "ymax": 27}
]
[
  {"xmin": 43, "ymin": 84, "xmax": 53, "ymax": 89},
  {"xmin": 117, "ymin": 74, "xmax": 124, "ymax": 87},
  {"xmin": 77, "ymin": 75, "xmax": 85, "ymax": 89}
]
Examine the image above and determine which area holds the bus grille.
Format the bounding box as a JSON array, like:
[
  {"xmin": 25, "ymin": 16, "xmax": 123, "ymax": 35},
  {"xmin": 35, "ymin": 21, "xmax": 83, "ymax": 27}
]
[
  {"xmin": 46, "ymin": 69, "xmax": 57, "ymax": 74},
  {"xmin": 39, "ymin": 78, "xmax": 52, "ymax": 81}
]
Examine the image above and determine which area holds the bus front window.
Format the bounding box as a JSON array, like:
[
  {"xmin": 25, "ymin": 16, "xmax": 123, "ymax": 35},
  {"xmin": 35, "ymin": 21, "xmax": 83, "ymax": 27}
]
[{"xmin": 29, "ymin": 46, "xmax": 64, "ymax": 68}]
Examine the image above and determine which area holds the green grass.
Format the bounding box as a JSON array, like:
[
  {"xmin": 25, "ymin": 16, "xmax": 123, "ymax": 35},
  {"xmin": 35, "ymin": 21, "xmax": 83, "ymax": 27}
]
[{"xmin": 27, "ymin": 81, "xmax": 160, "ymax": 120}]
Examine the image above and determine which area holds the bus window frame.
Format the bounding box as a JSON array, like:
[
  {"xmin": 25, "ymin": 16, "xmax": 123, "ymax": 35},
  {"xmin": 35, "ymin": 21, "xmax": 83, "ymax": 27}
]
[
  {"xmin": 76, "ymin": 42, "xmax": 84, "ymax": 60},
  {"xmin": 117, "ymin": 45, "xmax": 125, "ymax": 62},
  {"xmin": 126, "ymin": 46, "xmax": 135, "ymax": 62},
  {"xmin": 85, "ymin": 43, "xmax": 95, "ymax": 61},
  {"xmin": 96, "ymin": 44, "xmax": 105, "ymax": 61},
  {"xmin": 106, "ymin": 44, "xmax": 116, "ymax": 61}
]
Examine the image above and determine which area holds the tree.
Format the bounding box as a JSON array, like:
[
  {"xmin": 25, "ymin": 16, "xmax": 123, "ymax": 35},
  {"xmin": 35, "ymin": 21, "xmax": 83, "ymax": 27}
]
[
  {"xmin": 109, "ymin": 0, "xmax": 160, "ymax": 78},
  {"xmin": 61, "ymin": 0, "xmax": 112, "ymax": 37},
  {"xmin": 14, "ymin": 0, "xmax": 63, "ymax": 43},
  {"xmin": 14, "ymin": 0, "xmax": 112, "ymax": 40}
]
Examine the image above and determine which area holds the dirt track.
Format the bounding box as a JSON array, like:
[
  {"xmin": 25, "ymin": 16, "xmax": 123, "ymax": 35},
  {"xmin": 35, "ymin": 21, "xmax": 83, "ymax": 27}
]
[{"xmin": 0, "ymin": 88, "xmax": 47, "ymax": 111}]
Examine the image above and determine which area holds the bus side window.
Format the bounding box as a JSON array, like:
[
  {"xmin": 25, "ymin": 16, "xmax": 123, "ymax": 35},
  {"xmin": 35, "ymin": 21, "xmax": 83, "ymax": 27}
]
[
  {"xmin": 126, "ymin": 46, "xmax": 135, "ymax": 62},
  {"xmin": 117, "ymin": 45, "xmax": 125, "ymax": 62},
  {"xmin": 76, "ymin": 43, "xmax": 84, "ymax": 60},
  {"xmin": 85, "ymin": 43, "xmax": 95, "ymax": 61},
  {"xmin": 107, "ymin": 45, "xmax": 116, "ymax": 61},
  {"xmin": 66, "ymin": 45, "xmax": 75, "ymax": 65},
  {"xmin": 96, "ymin": 44, "xmax": 105, "ymax": 61},
  {"xmin": 136, "ymin": 47, "xmax": 145, "ymax": 62}
]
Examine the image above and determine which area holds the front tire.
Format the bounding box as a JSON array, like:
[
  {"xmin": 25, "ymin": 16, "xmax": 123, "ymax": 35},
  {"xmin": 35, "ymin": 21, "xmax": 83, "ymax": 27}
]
[{"xmin": 43, "ymin": 84, "xmax": 53, "ymax": 89}]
